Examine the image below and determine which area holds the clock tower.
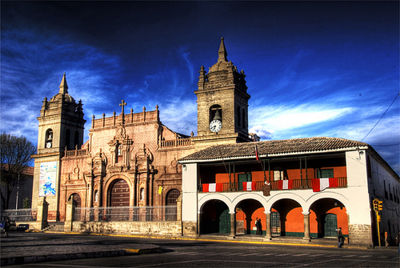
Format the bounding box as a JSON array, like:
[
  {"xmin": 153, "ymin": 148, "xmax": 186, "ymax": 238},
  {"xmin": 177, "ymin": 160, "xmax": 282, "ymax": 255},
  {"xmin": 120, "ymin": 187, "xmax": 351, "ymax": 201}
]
[
  {"xmin": 193, "ymin": 38, "xmax": 251, "ymax": 147},
  {"xmin": 32, "ymin": 73, "xmax": 85, "ymax": 221}
]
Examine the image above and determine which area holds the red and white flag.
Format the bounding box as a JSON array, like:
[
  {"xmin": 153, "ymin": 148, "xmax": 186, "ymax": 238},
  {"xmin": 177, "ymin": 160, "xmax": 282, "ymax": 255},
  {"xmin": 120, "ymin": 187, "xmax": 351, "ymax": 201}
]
[
  {"xmin": 243, "ymin": 181, "xmax": 256, "ymax": 191},
  {"xmin": 255, "ymin": 145, "xmax": 259, "ymax": 161},
  {"xmin": 202, "ymin": 183, "xmax": 223, "ymax": 192},
  {"xmin": 312, "ymin": 178, "xmax": 338, "ymax": 192},
  {"xmin": 278, "ymin": 180, "xmax": 293, "ymax": 190}
]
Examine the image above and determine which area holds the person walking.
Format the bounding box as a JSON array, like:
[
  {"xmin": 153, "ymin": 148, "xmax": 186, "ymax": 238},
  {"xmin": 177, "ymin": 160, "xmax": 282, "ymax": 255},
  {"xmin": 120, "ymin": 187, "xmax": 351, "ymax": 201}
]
[
  {"xmin": 256, "ymin": 218, "xmax": 262, "ymax": 235},
  {"xmin": 336, "ymin": 227, "xmax": 344, "ymax": 248}
]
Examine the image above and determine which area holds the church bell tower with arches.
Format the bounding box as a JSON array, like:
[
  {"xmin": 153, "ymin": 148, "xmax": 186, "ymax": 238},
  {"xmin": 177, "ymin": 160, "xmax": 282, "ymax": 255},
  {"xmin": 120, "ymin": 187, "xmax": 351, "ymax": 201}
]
[
  {"xmin": 32, "ymin": 73, "xmax": 85, "ymax": 221},
  {"xmin": 193, "ymin": 38, "xmax": 251, "ymax": 147}
]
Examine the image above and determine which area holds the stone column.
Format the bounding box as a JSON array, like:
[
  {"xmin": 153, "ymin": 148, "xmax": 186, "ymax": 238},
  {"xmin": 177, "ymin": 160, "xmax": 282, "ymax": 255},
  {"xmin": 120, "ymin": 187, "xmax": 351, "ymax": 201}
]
[
  {"xmin": 265, "ymin": 212, "xmax": 272, "ymax": 240},
  {"xmin": 176, "ymin": 195, "xmax": 182, "ymax": 222},
  {"xmin": 230, "ymin": 212, "xmax": 236, "ymax": 238},
  {"xmin": 197, "ymin": 211, "xmax": 201, "ymax": 236},
  {"xmin": 64, "ymin": 199, "xmax": 74, "ymax": 232},
  {"xmin": 302, "ymin": 211, "xmax": 311, "ymax": 241},
  {"xmin": 36, "ymin": 197, "xmax": 48, "ymax": 230}
]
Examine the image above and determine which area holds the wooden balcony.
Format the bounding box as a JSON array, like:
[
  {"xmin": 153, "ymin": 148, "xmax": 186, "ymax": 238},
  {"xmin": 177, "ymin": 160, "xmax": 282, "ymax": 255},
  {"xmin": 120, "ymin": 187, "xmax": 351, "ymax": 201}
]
[{"xmin": 200, "ymin": 177, "xmax": 347, "ymax": 193}]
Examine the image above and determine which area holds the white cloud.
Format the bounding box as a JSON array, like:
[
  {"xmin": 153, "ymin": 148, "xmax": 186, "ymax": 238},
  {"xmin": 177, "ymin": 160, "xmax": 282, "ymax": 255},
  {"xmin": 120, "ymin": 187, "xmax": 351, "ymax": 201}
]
[{"xmin": 249, "ymin": 104, "xmax": 353, "ymax": 137}]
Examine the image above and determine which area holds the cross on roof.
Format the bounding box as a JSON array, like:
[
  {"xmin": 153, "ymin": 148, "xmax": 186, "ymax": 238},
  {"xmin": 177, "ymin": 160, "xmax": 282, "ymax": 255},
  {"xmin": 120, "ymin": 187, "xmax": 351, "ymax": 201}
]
[{"xmin": 119, "ymin": 100, "xmax": 127, "ymax": 114}]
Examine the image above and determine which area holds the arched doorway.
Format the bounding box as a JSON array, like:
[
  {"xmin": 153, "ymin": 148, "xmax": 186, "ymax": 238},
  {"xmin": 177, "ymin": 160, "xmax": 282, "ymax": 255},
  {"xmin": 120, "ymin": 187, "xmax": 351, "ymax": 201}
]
[
  {"xmin": 109, "ymin": 179, "xmax": 130, "ymax": 206},
  {"xmin": 310, "ymin": 198, "xmax": 348, "ymax": 239},
  {"xmin": 69, "ymin": 193, "xmax": 81, "ymax": 221},
  {"xmin": 324, "ymin": 213, "xmax": 337, "ymax": 237},
  {"xmin": 271, "ymin": 198, "xmax": 303, "ymax": 237},
  {"xmin": 165, "ymin": 189, "xmax": 180, "ymax": 221},
  {"xmin": 235, "ymin": 199, "xmax": 265, "ymax": 235},
  {"xmin": 108, "ymin": 179, "xmax": 130, "ymax": 220},
  {"xmin": 201, "ymin": 200, "xmax": 230, "ymax": 234}
]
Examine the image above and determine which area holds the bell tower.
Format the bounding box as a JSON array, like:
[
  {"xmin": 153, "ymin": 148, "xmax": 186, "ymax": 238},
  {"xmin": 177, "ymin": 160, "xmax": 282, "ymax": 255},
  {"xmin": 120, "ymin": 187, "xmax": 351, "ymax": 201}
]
[
  {"xmin": 32, "ymin": 73, "xmax": 85, "ymax": 221},
  {"xmin": 193, "ymin": 38, "xmax": 251, "ymax": 147}
]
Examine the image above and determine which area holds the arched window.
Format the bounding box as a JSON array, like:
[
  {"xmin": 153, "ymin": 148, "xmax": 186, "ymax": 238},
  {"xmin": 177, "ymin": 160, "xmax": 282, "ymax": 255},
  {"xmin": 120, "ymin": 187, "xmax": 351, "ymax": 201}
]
[
  {"xmin": 74, "ymin": 131, "xmax": 79, "ymax": 148},
  {"xmin": 236, "ymin": 105, "xmax": 241, "ymax": 128},
  {"xmin": 115, "ymin": 143, "xmax": 122, "ymax": 163},
  {"xmin": 242, "ymin": 108, "xmax": 246, "ymax": 129},
  {"xmin": 66, "ymin": 129, "xmax": 70, "ymax": 149},
  {"xmin": 209, "ymin": 104, "xmax": 222, "ymax": 123},
  {"xmin": 45, "ymin": 129, "xmax": 53, "ymax": 148},
  {"xmin": 166, "ymin": 189, "xmax": 180, "ymax": 221}
]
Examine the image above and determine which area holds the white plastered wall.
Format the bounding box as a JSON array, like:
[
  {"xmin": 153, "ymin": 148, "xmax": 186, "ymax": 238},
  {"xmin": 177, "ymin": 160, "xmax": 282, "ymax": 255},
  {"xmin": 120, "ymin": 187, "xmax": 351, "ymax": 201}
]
[{"xmin": 182, "ymin": 163, "xmax": 198, "ymax": 222}]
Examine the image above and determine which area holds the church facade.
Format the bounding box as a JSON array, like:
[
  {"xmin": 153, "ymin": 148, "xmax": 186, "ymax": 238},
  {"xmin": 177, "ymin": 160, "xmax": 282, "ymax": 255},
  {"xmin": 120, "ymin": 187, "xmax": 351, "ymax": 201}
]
[
  {"xmin": 30, "ymin": 38, "xmax": 400, "ymax": 247},
  {"xmin": 31, "ymin": 38, "xmax": 251, "ymax": 222}
]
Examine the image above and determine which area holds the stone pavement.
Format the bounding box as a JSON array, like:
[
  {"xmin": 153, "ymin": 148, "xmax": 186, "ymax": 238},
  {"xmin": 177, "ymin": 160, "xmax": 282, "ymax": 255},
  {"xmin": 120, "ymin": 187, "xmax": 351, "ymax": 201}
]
[{"xmin": 0, "ymin": 231, "xmax": 161, "ymax": 266}]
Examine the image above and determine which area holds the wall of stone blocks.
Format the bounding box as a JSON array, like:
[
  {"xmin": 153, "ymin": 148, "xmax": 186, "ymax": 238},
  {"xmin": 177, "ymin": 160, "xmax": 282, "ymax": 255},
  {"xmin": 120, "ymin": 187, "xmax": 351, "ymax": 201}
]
[
  {"xmin": 348, "ymin": 224, "xmax": 373, "ymax": 247},
  {"xmin": 72, "ymin": 221, "xmax": 182, "ymax": 236}
]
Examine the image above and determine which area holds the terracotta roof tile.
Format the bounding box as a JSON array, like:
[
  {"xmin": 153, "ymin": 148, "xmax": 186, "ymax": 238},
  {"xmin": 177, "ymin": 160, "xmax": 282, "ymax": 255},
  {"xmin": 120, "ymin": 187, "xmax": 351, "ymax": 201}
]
[{"xmin": 179, "ymin": 137, "xmax": 369, "ymax": 162}]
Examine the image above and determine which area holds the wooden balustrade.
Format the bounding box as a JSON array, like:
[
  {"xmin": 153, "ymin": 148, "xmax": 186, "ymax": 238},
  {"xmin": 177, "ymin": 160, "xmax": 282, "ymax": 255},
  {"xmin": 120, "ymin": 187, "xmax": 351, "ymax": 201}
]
[{"xmin": 199, "ymin": 178, "xmax": 347, "ymax": 193}]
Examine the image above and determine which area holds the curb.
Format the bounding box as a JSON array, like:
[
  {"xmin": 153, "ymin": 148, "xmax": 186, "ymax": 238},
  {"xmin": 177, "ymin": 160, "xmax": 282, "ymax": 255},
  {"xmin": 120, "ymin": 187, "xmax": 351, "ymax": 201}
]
[
  {"xmin": 0, "ymin": 246, "xmax": 161, "ymax": 266},
  {"xmin": 86, "ymin": 232, "xmax": 371, "ymax": 250}
]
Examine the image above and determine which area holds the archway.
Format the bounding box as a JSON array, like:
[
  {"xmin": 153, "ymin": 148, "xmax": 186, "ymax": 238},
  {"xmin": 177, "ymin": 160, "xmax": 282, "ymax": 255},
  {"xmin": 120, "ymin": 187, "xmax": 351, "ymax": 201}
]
[
  {"xmin": 69, "ymin": 193, "xmax": 81, "ymax": 221},
  {"xmin": 108, "ymin": 179, "xmax": 130, "ymax": 207},
  {"xmin": 108, "ymin": 179, "xmax": 130, "ymax": 220},
  {"xmin": 165, "ymin": 189, "xmax": 180, "ymax": 221},
  {"xmin": 235, "ymin": 199, "xmax": 265, "ymax": 235},
  {"xmin": 200, "ymin": 200, "xmax": 230, "ymax": 235},
  {"xmin": 310, "ymin": 198, "xmax": 348, "ymax": 238},
  {"xmin": 271, "ymin": 198, "xmax": 303, "ymax": 237}
]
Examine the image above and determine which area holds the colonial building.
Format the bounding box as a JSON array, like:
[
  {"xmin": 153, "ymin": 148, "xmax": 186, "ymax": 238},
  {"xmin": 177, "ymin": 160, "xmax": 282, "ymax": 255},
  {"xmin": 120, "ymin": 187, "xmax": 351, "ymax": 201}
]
[
  {"xmin": 30, "ymin": 38, "xmax": 400, "ymax": 247},
  {"xmin": 31, "ymin": 38, "xmax": 251, "ymax": 222},
  {"xmin": 179, "ymin": 138, "xmax": 400, "ymax": 246}
]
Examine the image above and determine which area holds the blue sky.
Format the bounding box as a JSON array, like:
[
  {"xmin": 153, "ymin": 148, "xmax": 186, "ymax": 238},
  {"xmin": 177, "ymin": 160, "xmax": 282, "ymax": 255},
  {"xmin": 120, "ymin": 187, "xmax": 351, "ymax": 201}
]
[{"xmin": 1, "ymin": 1, "xmax": 399, "ymax": 174}]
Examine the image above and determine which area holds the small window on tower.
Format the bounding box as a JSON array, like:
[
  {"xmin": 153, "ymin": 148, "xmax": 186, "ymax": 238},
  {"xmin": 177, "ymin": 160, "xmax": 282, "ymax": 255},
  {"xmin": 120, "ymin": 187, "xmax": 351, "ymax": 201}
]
[
  {"xmin": 209, "ymin": 104, "xmax": 222, "ymax": 123},
  {"xmin": 74, "ymin": 131, "xmax": 79, "ymax": 148},
  {"xmin": 45, "ymin": 129, "xmax": 53, "ymax": 148},
  {"xmin": 66, "ymin": 129, "xmax": 70, "ymax": 149},
  {"xmin": 116, "ymin": 143, "xmax": 122, "ymax": 163}
]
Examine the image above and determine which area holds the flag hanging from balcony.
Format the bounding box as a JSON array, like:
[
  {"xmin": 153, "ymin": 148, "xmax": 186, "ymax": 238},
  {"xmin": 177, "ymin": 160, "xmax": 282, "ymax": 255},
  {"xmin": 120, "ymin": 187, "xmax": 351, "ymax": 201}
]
[
  {"xmin": 202, "ymin": 183, "xmax": 223, "ymax": 192},
  {"xmin": 312, "ymin": 178, "xmax": 339, "ymax": 192},
  {"xmin": 243, "ymin": 181, "xmax": 256, "ymax": 191},
  {"xmin": 255, "ymin": 145, "xmax": 259, "ymax": 161},
  {"xmin": 278, "ymin": 180, "xmax": 293, "ymax": 190}
]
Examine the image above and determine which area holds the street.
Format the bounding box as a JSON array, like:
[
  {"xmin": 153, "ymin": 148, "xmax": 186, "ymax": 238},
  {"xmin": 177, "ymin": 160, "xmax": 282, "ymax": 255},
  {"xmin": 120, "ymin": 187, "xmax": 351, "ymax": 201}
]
[{"xmin": 7, "ymin": 233, "xmax": 399, "ymax": 268}]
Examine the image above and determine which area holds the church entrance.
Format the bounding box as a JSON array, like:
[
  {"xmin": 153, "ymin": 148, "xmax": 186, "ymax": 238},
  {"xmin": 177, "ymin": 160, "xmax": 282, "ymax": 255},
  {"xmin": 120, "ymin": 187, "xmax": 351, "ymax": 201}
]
[
  {"xmin": 69, "ymin": 193, "xmax": 81, "ymax": 221},
  {"xmin": 165, "ymin": 189, "xmax": 179, "ymax": 221},
  {"xmin": 108, "ymin": 179, "xmax": 130, "ymax": 220},
  {"xmin": 109, "ymin": 179, "xmax": 130, "ymax": 207}
]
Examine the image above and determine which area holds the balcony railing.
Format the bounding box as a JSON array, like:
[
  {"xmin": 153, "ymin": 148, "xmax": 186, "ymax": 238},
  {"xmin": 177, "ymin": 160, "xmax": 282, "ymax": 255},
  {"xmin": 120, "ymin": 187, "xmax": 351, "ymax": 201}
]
[
  {"xmin": 2, "ymin": 209, "xmax": 37, "ymax": 222},
  {"xmin": 200, "ymin": 177, "xmax": 347, "ymax": 193},
  {"xmin": 73, "ymin": 205, "xmax": 177, "ymax": 222},
  {"xmin": 159, "ymin": 138, "xmax": 192, "ymax": 148}
]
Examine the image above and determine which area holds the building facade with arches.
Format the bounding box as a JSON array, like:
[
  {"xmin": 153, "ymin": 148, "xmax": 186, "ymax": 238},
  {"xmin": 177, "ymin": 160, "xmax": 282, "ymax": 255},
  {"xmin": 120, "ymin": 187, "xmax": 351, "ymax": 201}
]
[
  {"xmin": 31, "ymin": 38, "xmax": 254, "ymax": 223},
  {"xmin": 180, "ymin": 138, "xmax": 400, "ymax": 246}
]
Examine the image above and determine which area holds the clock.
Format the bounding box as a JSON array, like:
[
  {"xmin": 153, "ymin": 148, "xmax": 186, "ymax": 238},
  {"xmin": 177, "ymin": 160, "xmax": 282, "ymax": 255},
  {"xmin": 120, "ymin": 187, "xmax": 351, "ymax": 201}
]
[
  {"xmin": 210, "ymin": 120, "xmax": 222, "ymax": 133},
  {"xmin": 46, "ymin": 142, "xmax": 52, "ymax": 148}
]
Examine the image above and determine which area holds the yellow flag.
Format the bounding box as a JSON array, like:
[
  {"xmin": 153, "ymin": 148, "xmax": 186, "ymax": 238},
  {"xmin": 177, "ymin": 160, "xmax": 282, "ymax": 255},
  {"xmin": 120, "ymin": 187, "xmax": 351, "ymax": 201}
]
[{"xmin": 158, "ymin": 186, "xmax": 163, "ymax": 195}]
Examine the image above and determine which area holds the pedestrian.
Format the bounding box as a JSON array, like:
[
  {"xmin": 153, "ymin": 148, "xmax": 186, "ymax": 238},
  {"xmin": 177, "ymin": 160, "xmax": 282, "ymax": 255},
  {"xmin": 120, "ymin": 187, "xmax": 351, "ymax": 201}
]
[
  {"xmin": 256, "ymin": 218, "xmax": 262, "ymax": 235},
  {"xmin": 384, "ymin": 231, "xmax": 388, "ymax": 247},
  {"xmin": 336, "ymin": 227, "xmax": 344, "ymax": 248}
]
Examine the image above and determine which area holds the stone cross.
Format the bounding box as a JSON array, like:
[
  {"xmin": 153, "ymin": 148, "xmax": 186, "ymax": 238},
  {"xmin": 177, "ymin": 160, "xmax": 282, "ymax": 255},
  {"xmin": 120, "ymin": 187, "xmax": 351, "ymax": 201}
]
[{"xmin": 119, "ymin": 100, "xmax": 127, "ymax": 115}]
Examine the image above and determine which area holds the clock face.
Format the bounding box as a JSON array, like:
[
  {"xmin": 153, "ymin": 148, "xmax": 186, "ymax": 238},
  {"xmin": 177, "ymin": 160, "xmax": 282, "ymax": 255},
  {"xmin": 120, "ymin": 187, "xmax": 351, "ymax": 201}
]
[{"xmin": 210, "ymin": 120, "xmax": 222, "ymax": 133}]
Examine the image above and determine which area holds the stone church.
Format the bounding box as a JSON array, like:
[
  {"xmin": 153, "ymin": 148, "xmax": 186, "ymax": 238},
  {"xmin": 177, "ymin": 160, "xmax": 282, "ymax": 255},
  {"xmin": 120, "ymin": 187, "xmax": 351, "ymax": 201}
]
[{"xmin": 31, "ymin": 38, "xmax": 253, "ymax": 221}]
